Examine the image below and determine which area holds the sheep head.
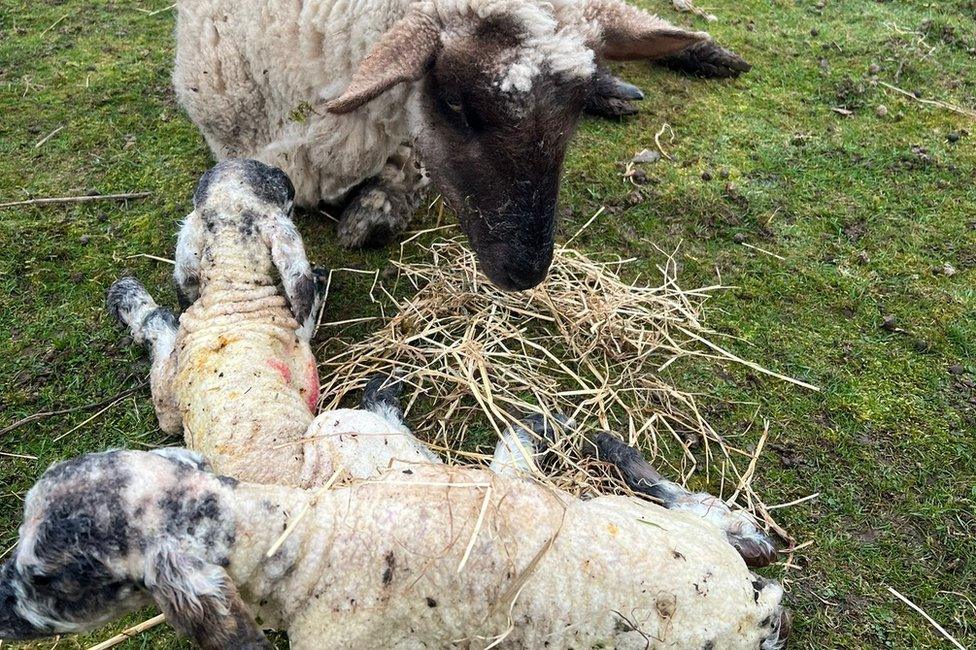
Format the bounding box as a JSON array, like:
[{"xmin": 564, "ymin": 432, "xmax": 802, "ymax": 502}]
[
  {"xmin": 326, "ymin": 1, "xmax": 710, "ymax": 291},
  {"xmin": 174, "ymin": 159, "xmax": 319, "ymax": 331},
  {"xmin": 0, "ymin": 450, "xmax": 266, "ymax": 648}
]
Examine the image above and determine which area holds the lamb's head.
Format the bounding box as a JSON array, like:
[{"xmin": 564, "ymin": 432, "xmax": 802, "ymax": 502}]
[
  {"xmin": 327, "ymin": 0, "xmax": 710, "ymax": 290},
  {"xmin": 175, "ymin": 159, "xmax": 319, "ymax": 330},
  {"xmin": 0, "ymin": 449, "xmax": 266, "ymax": 647}
]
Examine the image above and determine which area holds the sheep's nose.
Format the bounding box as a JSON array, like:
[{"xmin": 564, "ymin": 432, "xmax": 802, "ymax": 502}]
[{"xmin": 502, "ymin": 264, "xmax": 549, "ymax": 291}]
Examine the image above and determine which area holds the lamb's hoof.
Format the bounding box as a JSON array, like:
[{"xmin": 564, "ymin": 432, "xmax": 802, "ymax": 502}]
[
  {"xmin": 338, "ymin": 185, "xmax": 409, "ymax": 249},
  {"xmin": 658, "ymin": 40, "xmax": 752, "ymax": 78},
  {"xmin": 773, "ymin": 609, "xmax": 792, "ymax": 648},
  {"xmin": 312, "ymin": 266, "xmax": 329, "ymax": 296},
  {"xmin": 513, "ymin": 412, "xmax": 575, "ymax": 451},
  {"xmin": 726, "ymin": 524, "xmax": 778, "ymax": 568},
  {"xmin": 585, "ymin": 96, "xmax": 640, "ymax": 118},
  {"xmin": 673, "ymin": 494, "xmax": 777, "ymax": 567},
  {"xmin": 362, "ymin": 373, "xmax": 405, "ymax": 411}
]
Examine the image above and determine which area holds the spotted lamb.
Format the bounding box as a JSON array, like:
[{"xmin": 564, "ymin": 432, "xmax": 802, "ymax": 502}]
[
  {"xmin": 104, "ymin": 161, "xmax": 777, "ymax": 575},
  {"xmin": 0, "ymin": 440, "xmax": 790, "ymax": 648}
]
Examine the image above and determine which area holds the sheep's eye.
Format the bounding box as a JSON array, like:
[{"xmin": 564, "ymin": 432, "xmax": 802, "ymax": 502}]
[{"xmin": 446, "ymin": 101, "xmax": 463, "ymax": 114}]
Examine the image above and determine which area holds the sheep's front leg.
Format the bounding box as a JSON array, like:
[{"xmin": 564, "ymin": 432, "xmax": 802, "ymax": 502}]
[
  {"xmin": 336, "ymin": 145, "xmax": 428, "ymax": 249},
  {"xmin": 654, "ymin": 40, "xmax": 751, "ymax": 78},
  {"xmin": 582, "ymin": 431, "xmax": 777, "ymax": 567},
  {"xmin": 585, "ymin": 64, "xmax": 644, "ymax": 119},
  {"xmin": 106, "ymin": 277, "xmax": 182, "ymax": 435}
]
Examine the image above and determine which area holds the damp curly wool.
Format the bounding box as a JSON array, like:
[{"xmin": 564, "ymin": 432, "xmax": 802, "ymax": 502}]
[{"xmin": 0, "ymin": 449, "xmax": 790, "ymax": 649}]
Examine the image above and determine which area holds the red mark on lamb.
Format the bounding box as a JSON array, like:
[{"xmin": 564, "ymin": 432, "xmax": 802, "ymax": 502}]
[{"xmin": 266, "ymin": 358, "xmax": 292, "ymax": 384}]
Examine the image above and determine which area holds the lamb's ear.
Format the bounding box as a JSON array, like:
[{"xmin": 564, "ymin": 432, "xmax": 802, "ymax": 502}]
[
  {"xmin": 145, "ymin": 543, "xmax": 271, "ymax": 650},
  {"xmin": 174, "ymin": 210, "xmax": 205, "ymax": 310},
  {"xmin": 325, "ymin": 8, "xmax": 441, "ymax": 114},
  {"xmin": 260, "ymin": 214, "xmax": 318, "ymax": 338},
  {"xmin": 584, "ymin": 0, "xmax": 709, "ymax": 60}
]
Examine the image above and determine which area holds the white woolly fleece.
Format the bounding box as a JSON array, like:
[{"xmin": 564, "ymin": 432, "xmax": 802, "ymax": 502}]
[
  {"xmin": 173, "ymin": 0, "xmax": 598, "ymax": 206},
  {"xmin": 227, "ymin": 463, "xmax": 786, "ymax": 648}
]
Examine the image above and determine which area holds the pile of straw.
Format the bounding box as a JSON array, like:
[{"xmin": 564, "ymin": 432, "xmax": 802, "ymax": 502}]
[{"xmin": 317, "ymin": 233, "xmax": 812, "ymax": 542}]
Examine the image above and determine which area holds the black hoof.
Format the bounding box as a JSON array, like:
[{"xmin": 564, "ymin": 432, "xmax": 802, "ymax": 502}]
[
  {"xmin": 362, "ymin": 374, "xmax": 404, "ymax": 412},
  {"xmin": 312, "ymin": 266, "xmax": 330, "ymax": 297},
  {"xmin": 585, "ymin": 97, "xmax": 640, "ymax": 119},
  {"xmin": 728, "ymin": 532, "xmax": 778, "ymax": 568},
  {"xmin": 514, "ymin": 412, "xmax": 573, "ymax": 451},
  {"xmin": 586, "ymin": 67, "xmax": 645, "ymax": 119}
]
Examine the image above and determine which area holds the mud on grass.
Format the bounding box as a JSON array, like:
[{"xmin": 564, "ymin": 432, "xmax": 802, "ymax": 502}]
[{"xmin": 2, "ymin": 0, "xmax": 975, "ymax": 647}]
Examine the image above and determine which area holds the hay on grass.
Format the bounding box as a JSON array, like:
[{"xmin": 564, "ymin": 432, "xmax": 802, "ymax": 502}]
[{"xmin": 317, "ymin": 235, "xmax": 813, "ymax": 545}]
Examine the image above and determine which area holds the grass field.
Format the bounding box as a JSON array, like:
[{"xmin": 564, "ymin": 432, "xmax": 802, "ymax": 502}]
[{"xmin": 1, "ymin": 0, "xmax": 974, "ymax": 647}]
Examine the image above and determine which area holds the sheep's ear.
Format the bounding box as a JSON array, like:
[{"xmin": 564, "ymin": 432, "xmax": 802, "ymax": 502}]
[
  {"xmin": 174, "ymin": 210, "xmax": 205, "ymax": 310},
  {"xmin": 585, "ymin": 0, "xmax": 709, "ymax": 60},
  {"xmin": 145, "ymin": 543, "xmax": 271, "ymax": 650},
  {"xmin": 325, "ymin": 8, "xmax": 441, "ymax": 114},
  {"xmin": 260, "ymin": 214, "xmax": 319, "ymax": 338}
]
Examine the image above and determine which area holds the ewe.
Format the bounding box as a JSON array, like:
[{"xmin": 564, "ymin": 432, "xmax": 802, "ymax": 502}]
[
  {"xmin": 0, "ymin": 443, "xmax": 789, "ymax": 649},
  {"xmin": 174, "ymin": 0, "xmax": 749, "ymax": 290}
]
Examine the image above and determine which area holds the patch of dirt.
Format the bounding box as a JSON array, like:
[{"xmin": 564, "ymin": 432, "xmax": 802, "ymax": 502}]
[
  {"xmin": 893, "ymin": 145, "xmax": 940, "ymax": 171},
  {"xmin": 842, "ymin": 219, "xmax": 867, "ymax": 242},
  {"xmin": 920, "ymin": 19, "xmax": 976, "ymax": 53},
  {"xmin": 835, "ymin": 76, "xmax": 868, "ymax": 110},
  {"xmin": 812, "ymin": 408, "xmax": 837, "ymax": 431},
  {"xmin": 769, "ymin": 442, "xmax": 806, "ymax": 469},
  {"xmin": 952, "ymin": 373, "xmax": 976, "ymax": 406}
]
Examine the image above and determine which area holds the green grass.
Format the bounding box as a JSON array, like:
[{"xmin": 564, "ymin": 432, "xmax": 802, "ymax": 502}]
[{"xmin": 1, "ymin": 0, "xmax": 974, "ymax": 647}]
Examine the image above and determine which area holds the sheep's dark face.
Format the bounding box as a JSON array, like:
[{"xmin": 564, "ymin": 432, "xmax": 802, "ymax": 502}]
[
  {"xmin": 415, "ymin": 18, "xmax": 591, "ymax": 291},
  {"xmin": 0, "ymin": 449, "xmax": 238, "ymax": 642},
  {"xmin": 326, "ymin": 2, "xmax": 716, "ymax": 291}
]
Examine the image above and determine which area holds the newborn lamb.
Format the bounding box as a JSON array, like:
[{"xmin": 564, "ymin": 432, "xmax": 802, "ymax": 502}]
[
  {"xmin": 107, "ymin": 159, "xmax": 436, "ymax": 486},
  {"xmin": 0, "ymin": 445, "xmax": 790, "ymax": 648},
  {"xmin": 104, "ymin": 159, "xmax": 776, "ymax": 565}
]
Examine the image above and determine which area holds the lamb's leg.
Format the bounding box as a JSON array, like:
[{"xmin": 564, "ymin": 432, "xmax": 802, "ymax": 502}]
[
  {"xmin": 582, "ymin": 431, "xmax": 777, "ymax": 567},
  {"xmin": 299, "ymin": 374, "xmax": 440, "ymax": 484},
  {"xmin": 106, "ymin": 277, "xmax": 182, "ymax": 435},
  {"xmin": 585, "ymin": 64, "xmax": 644, "ymax": 119},
  {"xmin": 654, "ymin": 40, "xmax": 751, "ymax": 78},
  {"xmin": 337, "ymin": 145, "xmax": 428, "ymax": 249},
  {"xmin": 362, "ymin": 374, "xmax": 408, "ymax": 430},
  {"xmin": 361, "ymin": 374, "xmax": 440, "ymax": 463},
  {"xmin": 489, "ymin": 413, "xmax": 572, "ymax": 476}
]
